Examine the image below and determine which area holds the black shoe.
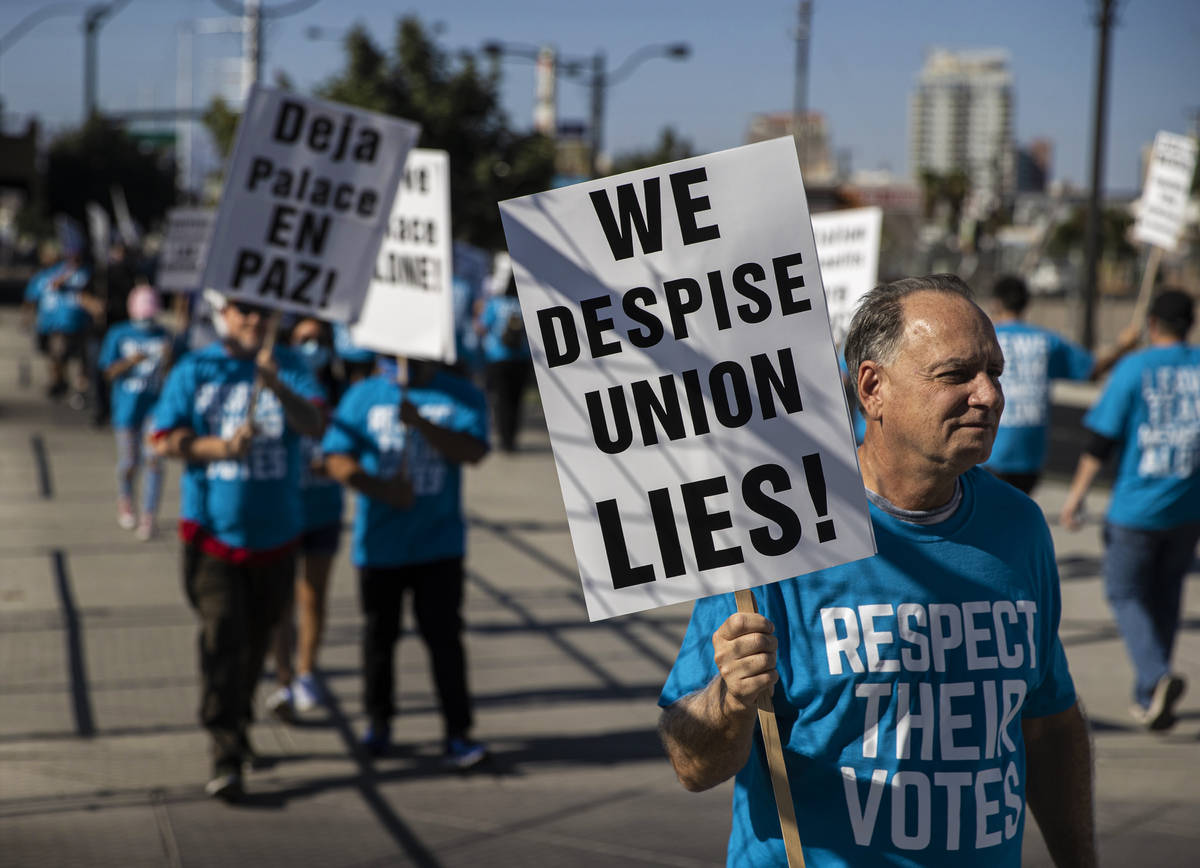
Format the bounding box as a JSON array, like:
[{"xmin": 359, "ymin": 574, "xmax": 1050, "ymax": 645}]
[{"xmin": 205, "ymin": 770, "xmax": 244, "ymax": 802}]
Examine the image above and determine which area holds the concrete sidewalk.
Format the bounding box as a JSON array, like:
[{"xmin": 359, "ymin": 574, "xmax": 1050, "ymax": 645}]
[{"xmin": 0, "ymin": 307, "xmax": 1197, "ymax": 867}]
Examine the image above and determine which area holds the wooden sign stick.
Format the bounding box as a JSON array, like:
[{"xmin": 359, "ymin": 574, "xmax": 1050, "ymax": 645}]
[
  {"xmin": 735, "ymin": 589, "xmax": 806, "ymax": 868},
  {"xmin": 246, "ymin": 309, "xmax": 283, "ymax": 428},
  {"xmin": 1131, "ymin": 244, "xmax": 1164, "ymax": 328}
]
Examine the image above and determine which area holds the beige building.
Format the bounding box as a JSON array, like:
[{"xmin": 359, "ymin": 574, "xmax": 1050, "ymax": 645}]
[{"xmin": 747, "ymin": 111, "xmax": 835, "ymax": 184}]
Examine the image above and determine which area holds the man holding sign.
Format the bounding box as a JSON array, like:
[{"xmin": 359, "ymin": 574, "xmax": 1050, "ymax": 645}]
[{"xmin": 659, "ymin": 277, "xmax": 1095, "ymax": 866}]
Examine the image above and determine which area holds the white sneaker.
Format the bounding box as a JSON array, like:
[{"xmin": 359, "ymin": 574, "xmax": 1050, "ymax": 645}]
[
  {"xmin": 117, "ymin": 500, "xmax": 137, "ymax": 530},
  {"xmin": 135, "ymin": 516, "xmax": 155, "ymax": 541},
  {"xmin": 292, "ymin": 674, "xmax": 325, "ymax": 712}
]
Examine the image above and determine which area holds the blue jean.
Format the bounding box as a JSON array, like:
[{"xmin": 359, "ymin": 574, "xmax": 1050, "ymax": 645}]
[
  {"xmin": 1103, "ymin": 521, "xmax": 1200, "ymax": 706},
  {"xmin": 115, "ymin": 422, "xmax": 163, "ymax": 517}
]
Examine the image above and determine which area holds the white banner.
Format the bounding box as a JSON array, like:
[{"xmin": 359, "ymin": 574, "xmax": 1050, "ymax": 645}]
[
  {"xmin": 201, "ymin": 85, "xmax": 420, "ymax": 321},
  {"xmin": 158, "ymin": 207, "xmax": 214, "ymax": 293},
  {"xmin": 350, "ymin": 149, "xmax": 455, "ymax": 362},
  {"xmin": 500, "ymin": 137, "xmax": 875, "ymax": 621},
  {"xmin": 1132, "ymin": 131, "xmax": 1198, "ymax": 252},
  {"xmin": 811, "ymin": 207, "xmax": 882, "ymax": 347}
]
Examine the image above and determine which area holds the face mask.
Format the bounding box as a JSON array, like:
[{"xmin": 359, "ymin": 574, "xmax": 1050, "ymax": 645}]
[{"xmin": 297, "ymin": 339, "xmax": 330, "ymax": 372}]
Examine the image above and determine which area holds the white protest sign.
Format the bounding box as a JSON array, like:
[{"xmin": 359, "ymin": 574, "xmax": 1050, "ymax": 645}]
[
  {"xmin": 1132, "ymin": 131, "xmax": 1198, "ymax": 252},
  {"xmin": 811, "ymin": 207, "xmax": 882, "ymax": 347},
  {"xmin": 158, "ymin": 207, "xmax": 215, "ymax": 293},
  {"xmin": 350, "ymin": 149, "xmax": 455, "ymax": 362},
  {"xmin": 500, "ymin": 137, "xmax": 875, "ymax": 621},
  {"xmin": 202, "ymin": 84, "xmax": 420, "ymax": 321}
]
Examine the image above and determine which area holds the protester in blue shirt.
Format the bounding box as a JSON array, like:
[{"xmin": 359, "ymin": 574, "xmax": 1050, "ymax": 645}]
[
  {"xmin": 323, "ymin": 358, "xmax": 490, "ymax": 768},
  {"xmin": 985, "ymin": 274, "xmax": 1137, "ymax": 493},
  {"xmin": 24, "ymin": 249, "xmax": 100, "ymax": 405},
  {"xmin": 152, "ymin": 297, "xmax": 324, "ymax": 802},
  {"xmin": 477, "ymin": 276, "xmax": 532, "ymax": 452},
  {"xmin": 267, "ymin": 317, "xmax": 348, "ymax": 721},
  {"xmin": 98, "ymin": 285, "xmax": 177, "ymax": 541},
  {"xmin": 1060, "ymin": 289, "xmax": 1199, "ymax": 732},
  {"xmin": 660, "ymin": 276, "xmax": 1094, "ymax": 867}
]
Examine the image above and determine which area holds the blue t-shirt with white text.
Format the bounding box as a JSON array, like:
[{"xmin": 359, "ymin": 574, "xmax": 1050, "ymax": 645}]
[
  {"xmin": 98, "ymin": 320, "xmax": 176, "ymax": 429},
  {"xmin": 480, "ymin": 295, "xmax": 531, "ymax": 363},
  {"xmin": 1083, "ymin": 343, "xmax": 1200, "ymax": 529},
  {"xmin": 660, "ymin": 467, "xmax": 1076, "ymax": 867},
  {"xmin": 153, "ymin": 342, "xmax": 325, "ymax": 551},
  {"xmin": 28, "ymin": 264, "xmax": 93, "ymax": 335},
  {"xmin": 321, "ymin": 370, "xmax": 488, "ymax": 567},
  {"xmin": 986, "ymin": 322, "xmax": 1092, "ymax": 474}
]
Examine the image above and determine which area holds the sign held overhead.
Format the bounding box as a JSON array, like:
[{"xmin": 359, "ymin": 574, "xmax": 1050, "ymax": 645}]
[{"xmin": 201, "ymin": 85, "xmax": 421, "ymax": 321}]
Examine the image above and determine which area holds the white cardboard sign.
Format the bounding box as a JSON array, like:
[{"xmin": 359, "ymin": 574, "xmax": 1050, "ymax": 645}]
[
  {"xmin": 158, "ymin": 207, "xmax": 214, "ymax": 293},
  {"xmin": 201, "ymin": 85, "xmax": 420, "ymax": 321},
  {"xmin": 350, "ymin": 149, "xmax": 455, "ymax": 362},
  {"xmin": 811, "ymin": 207, "xmax": 882, "ymax": 347},
  {"xmin": 499, "ymin": 137, "xmax": 875, "ymax": 621},
  {"xmin": 1132, "ymin": 131, "xmax": 1198, "ymax": 252}
]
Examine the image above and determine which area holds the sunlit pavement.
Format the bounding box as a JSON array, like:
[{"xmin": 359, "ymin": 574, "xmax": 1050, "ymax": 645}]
[{"xmin": 0, "ymin": 307, "xmax": 1196, "ymax": 867}]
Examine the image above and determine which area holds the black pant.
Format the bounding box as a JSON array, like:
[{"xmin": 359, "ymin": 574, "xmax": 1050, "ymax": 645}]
[
  {"xmin": 359, "ymin": 557, "xmax": 472, "ymax": 741},
  {"xmin": 486, "ymin": 359, "xmax": 530, "ymax": 452},
  {"xmin": 183, "ymin": 543, "xmax": 294, "ymax": 774}
]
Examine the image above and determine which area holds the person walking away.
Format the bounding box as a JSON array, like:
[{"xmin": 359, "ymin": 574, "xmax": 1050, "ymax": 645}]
[
  {"xmin": 323, "ymin": 357, "xmax": 490, "ymax": 768},
  {"xmin": 984, "ymin": 274, "xmax": 1137, "ymax": 493},
  {"xmin": 152, "ymin": 297, "xmax": 324, "ymax": 801},
  {"xmin": 98, "ymin": 284, "xmax": 177, "ymax": 540},
  {"xmin": 24, "ymin": 247, "xmax": 99, "ymax": 407},
  {"xmin": 477, "ymin": 276, "xmax": 532, "ymax": 453},
  {"xmin": 1060, "ymin": 288, "xmax": 1200, "ymax": 731},
  {"xmin": 267, "ymin": 318, "xmax": 346, "ymax": 719},
  {"xmin": 660, "ymin": 275, "xmax": 1096, "ymax": 866}
]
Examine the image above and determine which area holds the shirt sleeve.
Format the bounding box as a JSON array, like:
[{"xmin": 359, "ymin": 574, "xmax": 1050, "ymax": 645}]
[
  {"xmin": 1082, "ymin": 357, "xmax": 1137, "ymax": 441},
  {"xmin": 659, "ymin": 595, "xmax": 734, "ymax": 708},
  {"xmin": 98, "ymin": 328, "xmax": 120, "ymax": 371},
  {"xmin": 1048, "ymin": 333, "xmax": 1094, "ymax": 382},
  {"xmin": 1021, "ymin": 516, "xmax": 1078, "ymax": 718},
  {"xmin": 277, "ymin": 350, "xmax": 326, "ymax": 405},
  {"xmin": 152, "ymin": 359, "xmax": 195, "ymax": 436},
  {"xmin": 321, "ymin": 386, "xmax": 369, "ymax": 458}
]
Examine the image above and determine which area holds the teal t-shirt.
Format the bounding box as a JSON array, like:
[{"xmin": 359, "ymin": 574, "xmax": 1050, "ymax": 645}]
[
  {"xmin": 659, "ymin": 467, "xmax": 1076, "ymax": 867},
  {"xmin": 98, "ymin": 320, "xmax": 177, "ymax": 429},
  {"xmin": 1083, "ymin": 343, "xmax": 1200, "ymax": 530},
  {"xmin": 321, "ymin": 370, "xmax": 489, "ymax": 568},
  {"xmin": 986, "ymin": 322, "xmax": 1093, "ymax": 474}
]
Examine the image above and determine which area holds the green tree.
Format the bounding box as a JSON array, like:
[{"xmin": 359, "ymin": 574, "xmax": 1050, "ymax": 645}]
[
  {"xmin": 202, "ymin": 96, "xmax": 241, "ymax": 160},
  {"xmin": 27, "ymin": 115, "xmax": 176, "ymax": 238},
  {"xmin": 1046, "ymin": 206, "xmax": 1136, "ymax": 261},
  {"xmin": 609, "ymin": 127, "xmax": 693, "ymax": 175},
  {"xmin": 317, "ymin": 17, "xmax": 554, "ymax": 249}
]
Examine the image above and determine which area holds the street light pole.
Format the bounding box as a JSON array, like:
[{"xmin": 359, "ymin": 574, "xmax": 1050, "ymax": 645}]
[
  {"xmin": 82, "ymin": 0, "xmax": 131, "ymax": 119},
  {"xmin": 1080, "ymin": 0, "xmax": 1117, "ymax": 350}
]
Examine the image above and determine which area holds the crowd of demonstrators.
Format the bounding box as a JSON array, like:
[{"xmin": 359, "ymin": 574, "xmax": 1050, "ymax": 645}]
[
  {"xmin": 151, "ymin": 297, "xmax": 325, "ymax": 802},
  {"xmin": 983, "ymin": 274, "xmax": 1140, "ymax": 494},
  {"xmin": 660, "ymin": 276, "xmax": 1095, "ymax": 866},
  {"xmin": 97, "ymin": 284, "xmax": 181, "ymax": 541},
  {"xmin": 1060, "ymin": 289, "xmax": 1200, "ymax": 732},
  {"xmin": 477, "ymin": 274, "xmax": 533, "ymax": 453},
  {"xmin": 323, "ymin": 355, "xmax": 490, "ymax": 768}
]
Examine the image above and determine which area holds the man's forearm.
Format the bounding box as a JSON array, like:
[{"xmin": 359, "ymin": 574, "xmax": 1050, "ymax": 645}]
[
  {"xmin": 659, "ymin": 675, "xmax": 758, "ymax": 792},
  {"xmin": 261, "ymin": 372, "xmax": 323, "ymax": 438},
  {"xmin": 408, "ymin": 416, "xmax": 487, "ymax": 464},
  {"xmin": 160, "ymin": 429, "xmax": 231, "ymax": 462},
  {"xmin": 1022, "ymin": 702, "xmax": 1097, "ymax": 868}
]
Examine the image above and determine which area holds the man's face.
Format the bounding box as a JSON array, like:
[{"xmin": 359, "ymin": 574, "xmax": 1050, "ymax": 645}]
[
  {"xmin": 221, "ymin": 301, "xmax": 271, "ymax": 353},
  {"xmin": 870, "ymin": 291, "xmax": 1005, "ymax": 474}
]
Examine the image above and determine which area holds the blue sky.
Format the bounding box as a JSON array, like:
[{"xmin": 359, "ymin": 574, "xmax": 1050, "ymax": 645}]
[{"xmin": 1, "ymin": 0, "xmax": 1196, "ymax": 192}]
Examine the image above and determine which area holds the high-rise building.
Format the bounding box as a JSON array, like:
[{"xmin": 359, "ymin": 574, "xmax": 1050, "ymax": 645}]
[
  {"xmin": 909, "ymin": 49, "xmax": 1014, "ymax": 211},
  {"xmin": 747, "ymin": 111, "xmax": 836, "ymax": 184},
  {"xmin": 1016, "ymin": 138, "xmax": 1053, "ymax": 193}
]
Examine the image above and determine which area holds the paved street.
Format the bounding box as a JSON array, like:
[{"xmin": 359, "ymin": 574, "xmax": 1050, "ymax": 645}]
[{"xmin": 0, "ymin": 306, "xmax": 1197, "ymax": 867}]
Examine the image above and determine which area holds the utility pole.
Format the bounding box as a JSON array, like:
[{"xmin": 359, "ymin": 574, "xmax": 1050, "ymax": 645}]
[
  {"xmin": 242, "ymin": 0, "xmax": 262, "ymax": 95},
  {"xmin": 792, "ymin": 0, "xmax": 812, "ymax": 175},
  {"xmin": 83, "ymin": 1, "xmax": 131, "ymax": 119},
  {"xmin": 588, "ymin": 51, "xmax": 606, "ymax": 178},
  {"xmin": 1080, "ymin": 0, "xmax": 1117, "ymax": 350}
]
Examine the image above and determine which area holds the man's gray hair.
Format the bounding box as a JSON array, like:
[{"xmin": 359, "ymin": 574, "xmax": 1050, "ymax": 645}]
[{"xmin": 842, "ymin": 274, "xmax": 975, "ymax": 392}]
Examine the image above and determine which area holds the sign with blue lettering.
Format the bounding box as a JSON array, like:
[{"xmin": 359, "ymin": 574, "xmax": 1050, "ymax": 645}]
[
  {"xmin": 202, "ymin": 84, "xmax": 421, "ymax": 322},
  {"xmin": 500, "ymin": 137, "xmax": 875, "ymax": 620},
  {"xmin": 350, "ymin": 149, "xmax": 455, "ymax": 362}
]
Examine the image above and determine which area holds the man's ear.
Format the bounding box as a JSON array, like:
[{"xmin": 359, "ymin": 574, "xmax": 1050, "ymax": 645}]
[{"xmin": 858, "ymin": 361, "xmax": 885, "ymax": 421}]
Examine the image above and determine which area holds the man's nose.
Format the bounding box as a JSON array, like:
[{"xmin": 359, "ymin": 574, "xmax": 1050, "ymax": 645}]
[{"xmin": 969, "ymin": 372, "xmax": 1004, "ymax": 412}]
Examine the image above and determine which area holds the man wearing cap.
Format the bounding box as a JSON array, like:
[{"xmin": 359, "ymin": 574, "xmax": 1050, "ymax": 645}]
[
  {"xmin": 152, "ymin": 298, "xmax": 324, "ymax": 801},
  {"xmin": 1061, "ymin": 289, "xmax": 1200, "ymax": 731}
]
